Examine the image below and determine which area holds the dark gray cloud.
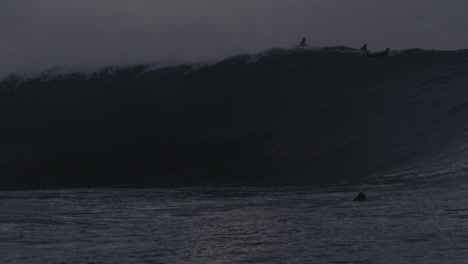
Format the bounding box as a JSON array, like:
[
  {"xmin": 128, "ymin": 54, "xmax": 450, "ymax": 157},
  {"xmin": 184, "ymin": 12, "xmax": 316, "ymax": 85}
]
[{"xmin": 1, "ymin": 0, "xmax": 467, "ymax": 75}]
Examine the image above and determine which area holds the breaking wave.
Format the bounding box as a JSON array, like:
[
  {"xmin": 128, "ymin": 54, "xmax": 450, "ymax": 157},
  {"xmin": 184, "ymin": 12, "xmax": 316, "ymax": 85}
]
[{"xmin": 1, "ymin": 47, "xmax": 467, "ymax": 188}]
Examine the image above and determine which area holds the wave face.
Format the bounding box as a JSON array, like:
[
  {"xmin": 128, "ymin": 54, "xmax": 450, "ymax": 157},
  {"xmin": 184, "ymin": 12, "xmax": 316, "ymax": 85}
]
[{"xmin": 1, "ymin": 47, "xmax": 467, "ymax": 188}]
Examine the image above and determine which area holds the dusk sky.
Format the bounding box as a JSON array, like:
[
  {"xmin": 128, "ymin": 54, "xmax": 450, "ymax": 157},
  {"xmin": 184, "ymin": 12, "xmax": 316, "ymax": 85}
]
[{"xmin": 1, "ymin": 0, "xmax": 467, "ymax": 76}]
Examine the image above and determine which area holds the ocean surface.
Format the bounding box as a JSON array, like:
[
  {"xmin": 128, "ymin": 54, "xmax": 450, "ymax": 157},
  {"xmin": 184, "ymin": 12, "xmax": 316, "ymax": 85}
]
[
  {"xmin": 1, "ymin": 170, "xmax": 467, "ymax": 264},
  {"xmin": 0, "ymin": 46, "xmax": 467, "ymax": 263}
]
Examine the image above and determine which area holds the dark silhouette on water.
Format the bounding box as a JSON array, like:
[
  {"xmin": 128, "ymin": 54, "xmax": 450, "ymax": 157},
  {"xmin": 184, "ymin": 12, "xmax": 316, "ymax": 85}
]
[
  {"xmin": 297, "ymin": 37, "xmax": 307, "ymax": 47},
  {"xmin": 360, "ymin": 44, "xmax": 369, "ymax": 55},
  {"xmin": 353, "ymin": 192, "xmax": 366, "ymax": 201},
  {"xmin": 367, "ymin": 48, "xmax": 390, "ymax": 57}
]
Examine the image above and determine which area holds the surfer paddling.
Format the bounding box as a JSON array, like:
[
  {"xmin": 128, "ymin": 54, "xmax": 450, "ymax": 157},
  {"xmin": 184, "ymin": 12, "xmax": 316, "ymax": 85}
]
[
  {"xmin": 367, "ymin": 48, "xmax": 390, "ymax": 57},
  {"xmin": 359, "ymin": 44, "xmax": 391, "ymax": 57}
]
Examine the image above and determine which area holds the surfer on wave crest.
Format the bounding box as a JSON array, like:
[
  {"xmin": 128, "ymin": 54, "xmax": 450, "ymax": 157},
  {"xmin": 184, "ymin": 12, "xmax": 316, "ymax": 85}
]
[
  {"xmin": 297, "ymin": 37, "xmax": 307, "ymax": 47},
  {"xmin": 360, "ymin": 44, "xmax": 390, "ymax": 57},
  {"xmin": 367, "ymin": 48, "xmax": 390, "ymax": 57},
  {"xmin": 360, "ymin": 44, "xmax": 369, "ymax": 55}
]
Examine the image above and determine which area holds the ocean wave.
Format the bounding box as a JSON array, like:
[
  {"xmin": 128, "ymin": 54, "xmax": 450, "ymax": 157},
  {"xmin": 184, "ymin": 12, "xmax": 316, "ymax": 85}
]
[{"xmin": 1, "ymin": 47, "xmax": 467, "ymax": 189}]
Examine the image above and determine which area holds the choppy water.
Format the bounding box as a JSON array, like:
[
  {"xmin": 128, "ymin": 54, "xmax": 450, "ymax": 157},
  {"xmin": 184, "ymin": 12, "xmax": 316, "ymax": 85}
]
[{"xmin": 1, "ymin": 170, "xmax": 467, "ymax": 264}]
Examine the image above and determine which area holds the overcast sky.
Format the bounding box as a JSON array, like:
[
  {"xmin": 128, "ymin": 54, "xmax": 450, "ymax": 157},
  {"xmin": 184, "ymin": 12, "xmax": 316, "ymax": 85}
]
[{"xmin": 0, "ymin": 0, "xmax": 467, "ymax": 76}]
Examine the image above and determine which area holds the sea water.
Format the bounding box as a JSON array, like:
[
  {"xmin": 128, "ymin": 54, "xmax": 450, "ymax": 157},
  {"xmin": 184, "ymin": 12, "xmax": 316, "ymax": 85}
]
[
  {"xmin": 1, "ymin": 47, "xmax": 467, "ymax": 263},
  {"xmin": 1, "ymin": 171, "xmax": 467, "ymax": 264}
]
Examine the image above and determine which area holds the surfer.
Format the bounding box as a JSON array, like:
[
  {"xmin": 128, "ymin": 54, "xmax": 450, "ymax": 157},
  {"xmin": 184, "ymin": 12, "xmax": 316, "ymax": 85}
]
[
  {"xmin": 360, "ymin": 44, "xmax": 369, "ymax": 55},
  {"xmin": 297, "ymin": 37, "xmax": 307, "ymax": 47},
  {"xmin": 353, "ymin": 192, "xmax": 366, "ymax": 201},
  {"xmin": 367, "ymin": 48, "xmax": 390, "ymax": 57}
]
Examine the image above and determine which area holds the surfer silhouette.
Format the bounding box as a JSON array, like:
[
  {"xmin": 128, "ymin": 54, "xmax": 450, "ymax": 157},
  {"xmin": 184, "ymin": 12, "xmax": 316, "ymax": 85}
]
[
  {"xmin": 368, "ymin": 48, "xmax": 390, "ymax": 57},
  {"xmin": 360, "ymin": 44, "xmax": 369, "ymax": 55},
  {"xmin": 297, "ymin": 37, "xmax": 307, "ymax": 47},
  {"xmin": 353, "ymin": 192, "xmax": 366, "ymax": 201}
]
